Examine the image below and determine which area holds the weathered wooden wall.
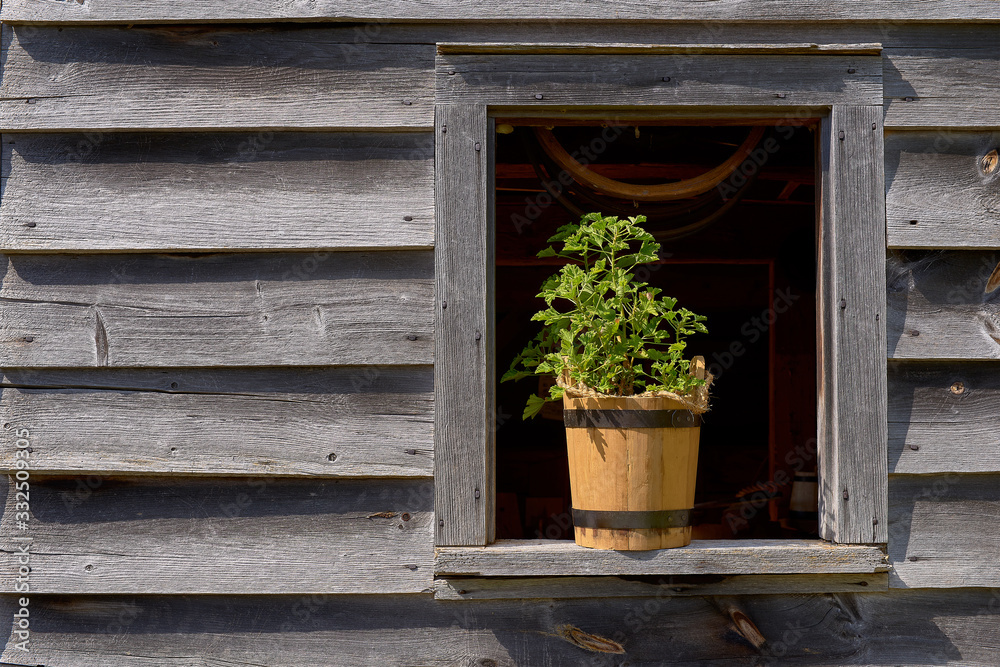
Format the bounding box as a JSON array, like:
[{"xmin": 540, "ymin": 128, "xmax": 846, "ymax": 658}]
[{"xmin": 2, "ymin": 11, "xmax": 1000, "ymax": 665}]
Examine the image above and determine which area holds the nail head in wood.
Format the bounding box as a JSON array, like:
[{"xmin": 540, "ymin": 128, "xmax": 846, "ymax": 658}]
[
  {"xmin": 840, "ymin": 298, "xmax": 847, "ymax": 310},
  {"xmin": 438, "ymin": 519, "xmax": 444, "ymax": 527},
  {"xmin": 23, "ymin": 336, "xmax": 34, "ymax": 343},
  {"xmin": 405, "ymin": 448, "xmax": 417, "ymax": 455},
  {"xmin": 838, "ymin": 130, "xmax": 845, "ymax": 141},
  {"xmin": 327, "ymin": 452, "xmax": 337, "ymax": 461},
  {"xmin": 402, "ymin": 98, "xmax": 413, "ymax": 106},
  {"xmin": 909, "ymin": 444, "xmax": 920, "ymax": 451},
  {"xmin": 909, "ymin": 219, "xmax": 918, "ymax": 225},
  {"xmin": 442, "ymin": 300, "xmax": 447, "ymax": 309},
  {"xmin": 441, "ymin": 124, "xmax": 447, "ymax": 133},
  {"xmin": 661, "ymin": 76, "xmax": 671, "ymax": 82},
  {"xmin": 904, "ymin": 96, "xmax": 914, "ymax": 102},
  {"xmin": 474, "ymin": 489, "xmax": 481, "ymax": 499},
  {"xmin": 474, "ymin": 142, "xmax": 481, "ymax": 152},
  {"xmin": 407, "ymin": 335, "xmax": 418, "ymax": 341},
  {"xmin": 475, "ymin": 331, "xmax": 481, "ymax": 341},
  {"xmin": 774, "ymin": 93, "xmax": 786, "ymax": 99},
  {"xmin": 843, "ymin": 489, "xmax": 849, "ymax": 500},
  {"xmin": 25, "ymin": 222, "xmax": 36, "ymax": 228},
  {"xmin": 447, "ymin": 69, "xmax": 456, "ymax": 75},
  {"xmin": 534, "ymin": 93, "xmax": 544, "ymax": 100},
  {"xmin": 403, "ymin": 215, "xmax": 413, "ymax": 222},
  {"xmin": 847, "ymin": 68, "xmax": 857, "ymax": 73}
]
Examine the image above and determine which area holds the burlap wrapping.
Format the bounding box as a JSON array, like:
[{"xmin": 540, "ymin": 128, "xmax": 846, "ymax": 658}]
[{"xmin": 556, "ymin": 366, "xmax": 713, "ymax": 414}]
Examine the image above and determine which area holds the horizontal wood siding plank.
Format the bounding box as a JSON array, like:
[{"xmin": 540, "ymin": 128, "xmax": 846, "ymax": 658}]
[
  {"xmin": 5, "ymin": 1, "xmax": 1000, "ymax": 22},
  {"xmin": 887, "ymin": 250, "xmax": 1000, "ymax": 360},
  {"xmin": 435, "ymin": 539, "xmax": 888, "ymax": 577},
  {"xmin": 437, "ymin": 53, "xmax": 882, "ymax": 107},
  {"xmin": 889, "ymin": 473, "xmax": 1000, "ymax": 588},
  {"xmin": 434, "ymin": 573, "xmax": 887, "ymax": 599},
  {"xmin": 0, "ymin": 25, "xmax": 433, "ymax": 130},
  {"xmin": 0, "ymin": 477, "xmax": 434, "ymax": 594},
  {"xmin": 885, "ymin": 132, "xmax": 1000, "ymax": 248},
  {"xmin": 7, "ymin": 589, "xmax": 1000, "ymax": 665},
  {"xmin": 0, "ymin": 367, "xmax": 432, "ymax": 477},
  {"xmin": 888, "ymin": 361, "xmax": 1000, "ymax": 474},
  {"xmin": 1, "ymin": 132, "xmax": 433, "ymax": 251},
  {"xmin": 884, "ymin": 49, "xmax": 1000, "ymax": 128},
  {"xmin": 0, "ymin": 251, "xmax": 433, "ymax": 367}
]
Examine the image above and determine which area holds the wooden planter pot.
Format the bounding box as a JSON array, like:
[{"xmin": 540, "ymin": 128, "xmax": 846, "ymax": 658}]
[{"xmin": 563, "ymin": 394, "xmax": 701, "ymax": 550}]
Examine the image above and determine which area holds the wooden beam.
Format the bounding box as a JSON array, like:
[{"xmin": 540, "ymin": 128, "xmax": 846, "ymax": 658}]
[
  {"xmin": 437, "ymin": 52, "xmax": 882, "ymax": 107},
  {"xmin": 887, "ymin": 250, "xmax": 1000, "ymax": 360},
  {"xmin": 0, "ymin": 25, "xmax": 433, "ymax": 131},
  {"xmin": 885, "ymin": 131, "xmax": 1000, "ymax": 248},
  {"xmin": 435, "ymin": 539, "xmax": 888, "ymax": 576},
  {"xmin": 1, "ymin": 132, "xmax": 433, "ymax": 252},
  {"xmin": 434, "ymin": 104, "xmax": 494, "ymax": 546},
  {"xmin": 817, "ymin": 106, "xmax": 889, "ymax": 544},
  {"xmin": 0, "ymin": 477, "xmax": 433, "ymax": 594},
  {"xmin": 434, "ymin": 573, "xmax": 887, "ymax": 599},
  {"xmin": 0, "ymin": 251, "xmax": 433, "ymax": 368},
  {"xmin": 889, "ymin": 473, "xmax": 1000, "ymax": 588},
  {"xmin": 0, "ymin": 367, "xmax": 432, "ymax": 477},
  {"xmin": 5, "ymin": 1, "xmax": 1000, "ymax": 23}
]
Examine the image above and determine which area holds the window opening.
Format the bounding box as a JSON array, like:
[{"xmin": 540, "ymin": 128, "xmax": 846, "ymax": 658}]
[{"xmin": 494, "ymin": 120, "xmax": 819, "ymax": 541}]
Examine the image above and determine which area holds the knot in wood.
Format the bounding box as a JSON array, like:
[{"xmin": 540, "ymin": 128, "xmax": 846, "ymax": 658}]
[
  {"xmin": 950, "ymin": 381, "xmax": 966, "ymax": 395},
  {"xmin": 982, "ymin": 149, "xmax": 999, "ymax": 176}
]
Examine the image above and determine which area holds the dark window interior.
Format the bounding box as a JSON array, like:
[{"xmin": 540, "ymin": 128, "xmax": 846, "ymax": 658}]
[{"xmin": 494, "ymin": 120, "xmax": 819, "ymax": 541}]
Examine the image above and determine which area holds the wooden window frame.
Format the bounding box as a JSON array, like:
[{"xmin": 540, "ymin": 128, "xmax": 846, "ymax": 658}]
[{"xmin": 433, "ymin": 44, "xmax": 888, "ymax": 578}]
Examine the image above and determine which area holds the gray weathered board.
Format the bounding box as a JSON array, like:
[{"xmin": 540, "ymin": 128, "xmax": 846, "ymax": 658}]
[
  {"xmin": 1, "ymin": 132, "xmax": 434, "ymax": 251},
  {"xmin": 434, "ymin": 573, "xmax": 887, "ymax": 600},
  {"xmin": 885, "ymin": 131, "xmax": 1000, "ymax": 248},
  {"xmin": 888, "ymin": 361, "xmax": 1000, "ymax": 474},
  {"xmin": 0, "ymin": 251, "xmax": 433, "ymax": 367},
  {"xmin": 0, "ymin": 367, "xmax": 432, "ymax": 477},
  {"xmin": 883, "ymin": 48, "xmax": 1000, "ymax": 129},
  {"xmin": 435, "ymin": 540, "xmax": 888, "ymax": 577},
  {"xmin": 6, "ymin": 0, "xmax": 1000, "ymax": 22},
  {"xmin": 889, "ymin": 473, "xmax": 1000, "ymax": 588},
  {"xmin": 0, "ymin": 25, "xmax": 434, "ymax": 130},
  {"xmin": 816, "ymin": 107, "xmax": 888, "ymax": 544},
  {"xmin": 0, "ymin": 477, "xmax": 433, "ymax": 594},
  {"xmin": 433, "ymin": 104, "xmax": 494, "ymax": 547},
  {"xmin": 6, "ymin": 589, "xmax": 999, "ymax": 666},
  {"xmin": 887, "ymin": 250, "xmax": 1000, "ymax": 360},
  {"xmin": 437, "ymin": 51, "xmax": 882, "ymax": 108}
]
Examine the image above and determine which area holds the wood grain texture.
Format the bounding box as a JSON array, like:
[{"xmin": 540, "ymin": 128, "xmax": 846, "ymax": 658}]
[
  {"xmin": 884, "ymin": 48, "xmax": 1000, "ymax": 128},
  {"xmin": 889, "ymin": 473, "xmax": 1000, "ymax": 588},
  {"xmin": 434, "ymin": 573, "xmax": 887, "ymax": 599},
  {"xmin": 6, "ymin": 0, "xmax": 1000, "ymax": 22},
  {"xmin": 817, "ymin": 107, "xmax": 888, "ymax": 544},
  {"xmin": 0, "ymin": 477, "xmax": 434, "ymax": 594},
  {"xmin": 0, "ymin": 251, "xmax": 433, "ymax": 367},
  {"xmin": 437, "ymin": 52, "xmax": 882, "ymax": 107},
  {"xmin": 5, "ymin": 589, "xmax": 1000, "ymax": 665},
  {"xmin": 885, "ymin": 131, "xmax": 1000, "ymax": 248},
  {"xmin": 888, "ymin": 361, "xmax": 1000, "ymax": 474},
  {"xmin": 0, "ymin": 367, "xmax": 432, "ymax": 477},
  {"xmin": 887, "ymin": 250, "xmax": 1000, "ymax": 360},
  {"xmin": 1, "ymin": 132, "xmax": 433, "ymax": 252},
  {"xmin": 435, "ymin": 539, "xmax": 888, "ymax": 576},
  {"xmin": 0, "ymin": 25, "xmax": 433, "ymax": 130},
  {"xmin": 433, "ymin": 105, "xmax": 493, "ymax": 546}
]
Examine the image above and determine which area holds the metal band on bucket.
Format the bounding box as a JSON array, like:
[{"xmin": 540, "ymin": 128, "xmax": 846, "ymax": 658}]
[
  {"xmin": 572, "ymin": 508, "xmax": 692, "ymax": 530},
  {"xmin": 563, "ymin": 409, "xmax": 700, "ymax": 428}
]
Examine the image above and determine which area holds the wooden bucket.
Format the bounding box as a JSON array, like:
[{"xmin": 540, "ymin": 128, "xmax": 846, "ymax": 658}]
[{"xmin": 563, "ymin": 394, "xmax": 701, "ymax": 550}]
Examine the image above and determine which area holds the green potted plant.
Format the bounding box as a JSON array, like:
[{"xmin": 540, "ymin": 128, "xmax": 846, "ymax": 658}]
[{"xmin": 502, "ymin": 213, "xmax": 712, "ymax": 550}]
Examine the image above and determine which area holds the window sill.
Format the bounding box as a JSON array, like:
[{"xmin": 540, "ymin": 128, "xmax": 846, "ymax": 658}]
[{"xmin": 435, "ymin": 538, "xmax": 888, "ymax": 577}]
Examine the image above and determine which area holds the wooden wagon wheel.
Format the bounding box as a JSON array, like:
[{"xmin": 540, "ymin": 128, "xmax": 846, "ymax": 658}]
[{"xmin": 533, "ymin": 125, "xmax": 767, "ymax": 202}]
